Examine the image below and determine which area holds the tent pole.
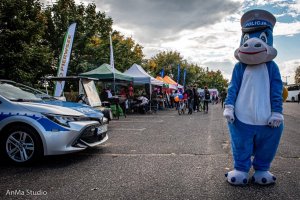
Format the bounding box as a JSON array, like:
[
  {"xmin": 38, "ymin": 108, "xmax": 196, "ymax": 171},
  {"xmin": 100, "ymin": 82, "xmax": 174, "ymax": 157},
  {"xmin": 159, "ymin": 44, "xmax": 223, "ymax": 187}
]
[{"xmin": 113, "ymin": 78, "xmax": 116, "ymax": 95}]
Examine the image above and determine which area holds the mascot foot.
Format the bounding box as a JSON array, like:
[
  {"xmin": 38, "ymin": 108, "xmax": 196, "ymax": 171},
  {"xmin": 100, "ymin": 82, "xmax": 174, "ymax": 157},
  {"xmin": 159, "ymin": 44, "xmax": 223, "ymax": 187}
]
[
  {"xmin": 225, "ymin": 170, "xmax": 249, "ymax": 185},
  {"xmin": 252, "ymin": 171, "xmax": 276, "ymax": 185}
]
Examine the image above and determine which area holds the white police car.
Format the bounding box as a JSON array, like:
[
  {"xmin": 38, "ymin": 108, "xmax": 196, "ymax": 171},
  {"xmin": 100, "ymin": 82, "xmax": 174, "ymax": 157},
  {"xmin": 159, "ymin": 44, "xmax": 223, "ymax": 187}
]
[{"xmin": 0, "ymin": 80, "xmax": 108, "ymax": 164}]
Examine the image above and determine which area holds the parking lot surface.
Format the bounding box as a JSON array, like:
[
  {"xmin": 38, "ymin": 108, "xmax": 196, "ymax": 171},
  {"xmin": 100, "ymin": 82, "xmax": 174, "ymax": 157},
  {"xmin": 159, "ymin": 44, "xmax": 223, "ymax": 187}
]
[{"xmin": 0, "ymin": 103, "xmax": 299, "ymax": 200}]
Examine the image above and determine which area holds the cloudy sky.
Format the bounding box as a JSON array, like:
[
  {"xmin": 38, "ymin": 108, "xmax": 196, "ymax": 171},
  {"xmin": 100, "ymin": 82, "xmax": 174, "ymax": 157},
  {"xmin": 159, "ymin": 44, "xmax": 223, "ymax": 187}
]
[{"xmin": 71, "ymin": 0, "xmax": 300, "ymax": 83}]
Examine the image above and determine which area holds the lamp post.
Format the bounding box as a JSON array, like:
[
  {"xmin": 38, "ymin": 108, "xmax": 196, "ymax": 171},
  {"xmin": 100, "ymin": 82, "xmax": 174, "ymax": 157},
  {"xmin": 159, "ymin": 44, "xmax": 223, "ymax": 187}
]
[{"xmin": 282, "ymin": 76, "xmax": 290, "ymax": 86}]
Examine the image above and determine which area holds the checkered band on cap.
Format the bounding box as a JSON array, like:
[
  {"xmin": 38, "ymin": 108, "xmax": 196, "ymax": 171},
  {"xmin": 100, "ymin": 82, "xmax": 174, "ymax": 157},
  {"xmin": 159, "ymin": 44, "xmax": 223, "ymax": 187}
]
[{"xmin": 241, "ymin": 9, "xmax": 276, "ymax": 32}]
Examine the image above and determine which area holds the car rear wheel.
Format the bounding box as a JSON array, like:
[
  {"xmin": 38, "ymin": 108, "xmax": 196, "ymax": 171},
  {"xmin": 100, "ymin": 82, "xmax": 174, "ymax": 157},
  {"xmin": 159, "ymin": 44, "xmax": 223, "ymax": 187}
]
[{"xmin": 1, "ymin": 125, "xmax": 43, "ymax": 164}]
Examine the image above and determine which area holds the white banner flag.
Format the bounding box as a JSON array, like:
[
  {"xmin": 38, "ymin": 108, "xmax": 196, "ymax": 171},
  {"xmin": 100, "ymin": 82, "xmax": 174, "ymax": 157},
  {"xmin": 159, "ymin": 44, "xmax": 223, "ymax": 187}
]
[
  {"xmin": 54, "ymin": 23, "xmax": 76, "ymax": 97},
  {"xmin": 109, "ymin": 33, "xmax": 116, "ymax": 92}
]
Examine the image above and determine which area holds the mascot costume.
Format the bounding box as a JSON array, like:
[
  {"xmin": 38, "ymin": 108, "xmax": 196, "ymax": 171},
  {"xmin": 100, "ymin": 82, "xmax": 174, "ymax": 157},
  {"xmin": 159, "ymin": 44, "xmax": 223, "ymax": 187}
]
[{"xmin": 223, "ymin": 9, "xmax": 284, "ymax": 185}]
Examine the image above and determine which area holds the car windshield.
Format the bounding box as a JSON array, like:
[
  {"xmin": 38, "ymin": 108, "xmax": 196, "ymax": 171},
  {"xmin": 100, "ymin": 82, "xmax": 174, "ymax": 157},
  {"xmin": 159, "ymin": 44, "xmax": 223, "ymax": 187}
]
[{"xmin": 0, "ymin": 81, "xmax": 52, "ymax": 101}]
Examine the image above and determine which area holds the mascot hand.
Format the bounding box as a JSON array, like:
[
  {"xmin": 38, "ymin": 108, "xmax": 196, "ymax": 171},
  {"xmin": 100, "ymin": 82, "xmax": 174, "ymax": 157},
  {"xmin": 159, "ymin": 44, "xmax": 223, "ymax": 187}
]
[
  {"xmin": 223, "ymin": 105, "xmax": 235, "ymax": 123},
  {"xmin": 267, "ymin": 112, "xmax": 284, "ymax": 128}
]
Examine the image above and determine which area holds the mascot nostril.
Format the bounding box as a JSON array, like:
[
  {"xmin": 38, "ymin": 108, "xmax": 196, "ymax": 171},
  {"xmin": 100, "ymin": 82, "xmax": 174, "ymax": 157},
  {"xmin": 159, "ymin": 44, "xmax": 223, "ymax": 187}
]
[
  {"xmin": 224, "ymin": 9, "xmax": 284, "ymax": 186},
  {"xmin": 255, "ymin": 43, "xmax": 262, "ymax": 47}
]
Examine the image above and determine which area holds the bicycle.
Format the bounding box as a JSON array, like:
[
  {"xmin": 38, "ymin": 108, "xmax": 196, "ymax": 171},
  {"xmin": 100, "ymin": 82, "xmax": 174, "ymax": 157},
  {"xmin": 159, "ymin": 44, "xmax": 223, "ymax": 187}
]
[
  {"xmin": 198, "ymin": 100, "xmax": 204, "ymax": 112},
  {"xmin": 178, "ymin": 99, "xmax": 187, "ymax": 115}
]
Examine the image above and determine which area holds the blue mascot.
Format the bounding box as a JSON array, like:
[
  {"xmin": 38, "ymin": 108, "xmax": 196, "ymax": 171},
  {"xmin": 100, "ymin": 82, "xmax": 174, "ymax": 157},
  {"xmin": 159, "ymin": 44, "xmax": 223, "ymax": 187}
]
[{"xmin": 224, "ymin": 9, "xmax": 284, "ymax": 185}]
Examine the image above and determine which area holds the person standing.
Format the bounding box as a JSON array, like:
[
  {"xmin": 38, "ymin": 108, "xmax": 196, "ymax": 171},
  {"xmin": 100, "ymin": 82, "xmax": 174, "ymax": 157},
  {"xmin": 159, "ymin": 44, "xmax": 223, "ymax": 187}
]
[
  {"xmin": 128, "ymin": 83, "xmax": 134, "ymax": 98},
  {"xmin": 170, "ymin": 90, "xmax": 175, "ymax": 108},
  {"xmin": 185, "ymin": 86, "xmax": 194, "ymax": 114},
  {"xmin": 203, "ymin": 86, "xmax": 210, "ymax": 113},
  {"xmin": 174, "ymin": 90, "xmax": 179, "ymax": 110},
  {"xmin": 193, "ymin": 86, "xmax": 199, "ymax": 112},
  {"xmin": 221, "ymin": 89, "xmax": 227, "ymax": 108},
  {"xmin": 106, "ymin": 88, "xmax": 113, "ymax": 98},
  {"xmin": 100, "ymin": 88, "xmax": 109, "ymax": 101},
  {"xmin": 298, "ymin": 92, "xmax": 300, "ymax": 104}
]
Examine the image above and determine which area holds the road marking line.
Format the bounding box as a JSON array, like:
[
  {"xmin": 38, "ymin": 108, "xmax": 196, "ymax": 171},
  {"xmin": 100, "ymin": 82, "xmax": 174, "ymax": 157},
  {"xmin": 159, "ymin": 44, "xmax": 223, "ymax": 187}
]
[
  {"xmin": 128, "ymin": 115, "xmax": 175, "ymax": 118},
  {"xmin": 78, "ymin": 153, "xmax": 228, "ymax": 157},
  {"xmin": 110, "ymin": 120, "xmax": 163, "ymax": 123},
  {"xmin": 110, "ymin": 128, "xmax": 146, "ymax": 131}
]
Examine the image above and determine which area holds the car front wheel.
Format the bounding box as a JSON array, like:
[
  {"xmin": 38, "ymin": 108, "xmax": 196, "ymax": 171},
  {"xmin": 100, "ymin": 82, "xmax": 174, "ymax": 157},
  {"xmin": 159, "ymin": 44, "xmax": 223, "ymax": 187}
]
[{"xmin": 1, "ymin": 125, "xmax": 43, "ymax": 164}]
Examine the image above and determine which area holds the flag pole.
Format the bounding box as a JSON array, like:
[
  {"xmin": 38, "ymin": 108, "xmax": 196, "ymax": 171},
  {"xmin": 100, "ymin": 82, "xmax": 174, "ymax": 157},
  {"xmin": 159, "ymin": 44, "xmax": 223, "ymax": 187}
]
[
  {"xmin": 177, "ymin": 64, "xmax": 181, "ymax": 85},
  {"xmin": 109, "ymin": 32, "xmax": 116, "ymax": 95}
]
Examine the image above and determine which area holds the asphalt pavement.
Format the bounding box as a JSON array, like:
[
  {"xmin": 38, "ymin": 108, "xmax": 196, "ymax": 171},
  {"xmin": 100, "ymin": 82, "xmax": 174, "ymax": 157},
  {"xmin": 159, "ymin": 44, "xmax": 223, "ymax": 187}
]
[{"xmin": 0, "ymin": 103, "xmax": 299, "ymax": 200}]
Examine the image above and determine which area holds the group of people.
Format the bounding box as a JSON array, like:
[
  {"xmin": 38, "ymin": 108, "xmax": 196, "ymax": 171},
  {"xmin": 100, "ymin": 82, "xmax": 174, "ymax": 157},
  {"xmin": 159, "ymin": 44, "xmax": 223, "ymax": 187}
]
[
  {"xmin": 170, "ymin": 86, "xmax": 227, "ymax": 114},
  {"xmin": 99, "ymin": 83, "xmax": 228, "ymax": 115}
]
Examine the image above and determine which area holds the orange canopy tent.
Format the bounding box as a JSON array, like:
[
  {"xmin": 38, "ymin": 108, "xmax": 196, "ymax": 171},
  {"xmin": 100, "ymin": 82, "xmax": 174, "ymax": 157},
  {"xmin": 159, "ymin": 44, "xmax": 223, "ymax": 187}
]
[
  {"xmin": 163, "ymin": 76, "xmax": 183, "ymax": 88},
  {"xmin": 163, "ymin": 76, "xmax": 177, "ymax": 85},
  {"xmin": 156, "ymin": 76, "xmax": 177, "ymax": 89}
]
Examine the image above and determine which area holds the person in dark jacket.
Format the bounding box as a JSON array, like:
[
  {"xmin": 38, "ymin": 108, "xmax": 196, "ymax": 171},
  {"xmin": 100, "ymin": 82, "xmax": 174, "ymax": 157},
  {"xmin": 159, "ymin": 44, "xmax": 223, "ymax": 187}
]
[
  {"xmin": 185, "ymin": 86, "xmax": 194, "ymax": 114},
  {"xmin": 203, "ymin": 86, "xmax": 210, "ymax": 113},
  {"xmin": 220, "ymin": 89, "xmax": 227, "ymax": 108},
  {"xmin": 193, "ymin": 86, "xmax": 199, "ymax": 112},
  {"xmin": 100, "ymin": 88, "xmax": 108, "ymax": 101}
]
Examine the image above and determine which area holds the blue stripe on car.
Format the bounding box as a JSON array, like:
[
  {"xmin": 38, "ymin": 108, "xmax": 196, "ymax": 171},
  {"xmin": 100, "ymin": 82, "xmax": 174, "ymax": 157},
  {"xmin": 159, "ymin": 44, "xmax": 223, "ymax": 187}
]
[{"xmin": 0, "ymin": 113, "xmax": 68, "ymax": 131}]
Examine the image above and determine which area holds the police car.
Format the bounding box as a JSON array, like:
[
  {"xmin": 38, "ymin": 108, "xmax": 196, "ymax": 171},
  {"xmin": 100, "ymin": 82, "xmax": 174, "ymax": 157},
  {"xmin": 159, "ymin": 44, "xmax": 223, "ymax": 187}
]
[{"xmin": 0, "ymin": 80, "xmax": 108, "ymax": 164}]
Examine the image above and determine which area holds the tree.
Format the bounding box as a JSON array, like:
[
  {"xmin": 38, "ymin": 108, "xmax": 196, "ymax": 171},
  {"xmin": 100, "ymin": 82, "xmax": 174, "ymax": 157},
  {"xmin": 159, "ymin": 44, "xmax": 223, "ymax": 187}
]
[
  {"xmin": 195, "ymin": 70, "xmax": 228, "ymax": 92},
  {"xmin": 94, "ymin": 31, "xmax": 144, "ymax": 72},
  {"xmin": 145, "ymin": 51, "xmax": 183, "ymax": 77},
  {"xmin": 0, "ymin": 0, "xmax": 145, "ymax": 86},
  {"xmin": 44, "ymin": 0, "xmax": 144, "ymax": 75},
  {"xmin": 295, "ymin": 66, "xmax": 300, "ymax": 84},
  {"xmin": 144, "ymin": 50, "xmax": 229, "ymax": 90},
  {"xmin": 0, "ymin": 0, "xmax": 53, "ymax": 85},
  {"xmin": 44, "ymin": 0, "xmax": 113, "ymax": 75}
]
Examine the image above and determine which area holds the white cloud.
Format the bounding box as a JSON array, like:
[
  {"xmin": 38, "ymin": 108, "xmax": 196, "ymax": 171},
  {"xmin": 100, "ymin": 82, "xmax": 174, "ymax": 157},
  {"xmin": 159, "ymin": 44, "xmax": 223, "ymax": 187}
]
[
  {"xmin": 274, "ymin": 22, "xmax": 300, "ymax": 36},
  {"xmin": 283, "ymin": 0, "xmax": 300, "ymax": 17},
  {"xmin": 278, "ymin": 59, "xmax": 300, "ymax": 84},
  {"xmin": 42, "ymin": 0, "xmax": 300, "ymax": 82},
  {"xmin": 111, "ymin": 3, "xmax": 299, "ymax": 81}
]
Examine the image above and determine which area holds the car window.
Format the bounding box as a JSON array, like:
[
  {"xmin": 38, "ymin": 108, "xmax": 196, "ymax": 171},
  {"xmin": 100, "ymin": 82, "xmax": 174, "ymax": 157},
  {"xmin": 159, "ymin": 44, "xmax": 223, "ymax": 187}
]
[{"xmin": 0, "ymin": 82, "xmax": 50, "ymax": 101}]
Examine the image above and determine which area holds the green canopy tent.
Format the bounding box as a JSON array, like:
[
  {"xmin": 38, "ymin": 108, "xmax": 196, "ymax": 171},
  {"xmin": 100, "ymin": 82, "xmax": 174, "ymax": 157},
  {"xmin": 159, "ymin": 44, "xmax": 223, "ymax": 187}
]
[{"xmin": 79, "ymin": 63, "xmax": 133, "ymax": 82}]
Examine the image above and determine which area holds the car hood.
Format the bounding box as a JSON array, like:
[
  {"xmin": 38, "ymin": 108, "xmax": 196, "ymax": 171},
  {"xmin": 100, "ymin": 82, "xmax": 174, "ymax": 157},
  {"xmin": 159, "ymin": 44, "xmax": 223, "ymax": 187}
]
[
  {"xmin": 41, "ymin": 100, "xmax": 104, "ymax": 118},
  {"xmin": 18, "ymin": 102, "xmax": 84, "ymax": 116}
]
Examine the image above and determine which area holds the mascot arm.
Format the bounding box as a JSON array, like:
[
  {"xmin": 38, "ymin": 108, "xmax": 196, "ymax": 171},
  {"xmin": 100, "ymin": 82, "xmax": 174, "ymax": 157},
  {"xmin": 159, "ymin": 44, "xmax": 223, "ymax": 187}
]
[
  {"xmin": 269, "ymin": 62, "xmax": 283, "ymax": 114},
  {"xmin": 225, "ymin": 63, "xmax": 244, "ymax": 107},
  {"xmin": 223, "ymin": 63, "xmax": 245, "ymax": 123}
]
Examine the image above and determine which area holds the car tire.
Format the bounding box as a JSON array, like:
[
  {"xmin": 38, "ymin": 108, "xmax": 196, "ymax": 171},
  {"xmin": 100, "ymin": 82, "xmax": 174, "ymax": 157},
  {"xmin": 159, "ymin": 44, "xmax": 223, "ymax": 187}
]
[{"xmin": 0, "ymin": 124, "xmax": 43, "ymax": 164}]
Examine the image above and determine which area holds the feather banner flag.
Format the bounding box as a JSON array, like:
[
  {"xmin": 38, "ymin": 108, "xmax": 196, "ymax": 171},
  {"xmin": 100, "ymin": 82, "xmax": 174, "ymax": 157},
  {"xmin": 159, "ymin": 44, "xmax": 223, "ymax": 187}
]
[
  {"xmin": 54, "ymin": 23, "xmax": 77, "ymax": 97},
  {"xmin": 160, "ymin": 68, "xmax": 164, "ymax": 77},
  {"xmin": 183, "ymin": 69, "xmax": 187, "ymax": 88},
  {"xmin": 177, "ymin": 64, "xmax": 180, "ymax": 84}
]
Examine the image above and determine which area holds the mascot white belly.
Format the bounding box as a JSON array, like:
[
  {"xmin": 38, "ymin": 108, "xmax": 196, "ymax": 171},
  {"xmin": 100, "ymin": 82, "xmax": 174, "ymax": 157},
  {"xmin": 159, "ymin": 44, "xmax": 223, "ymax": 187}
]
[{"xmin": 235, "ymin": 64, "xmax": 271, "ymax": 125}]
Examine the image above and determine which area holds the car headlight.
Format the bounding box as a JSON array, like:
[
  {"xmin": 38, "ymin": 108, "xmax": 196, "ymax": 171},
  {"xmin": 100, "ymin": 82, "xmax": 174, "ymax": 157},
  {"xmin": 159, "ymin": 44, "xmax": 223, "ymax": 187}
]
[
  {"xmin": 103, "ymin": 117, "xmax": 108, "ymax": 124},
  {"xmin": 44, "ymin": 114, "xmax": 80, "ymax": 127}
]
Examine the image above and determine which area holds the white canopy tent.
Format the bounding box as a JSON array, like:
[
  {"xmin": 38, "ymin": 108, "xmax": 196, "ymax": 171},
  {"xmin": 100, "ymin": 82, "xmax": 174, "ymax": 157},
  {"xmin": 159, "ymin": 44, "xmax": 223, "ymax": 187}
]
[
  {"xmin": 124, "ymin": 64, "xmax": 165, "ymax": 112},
  {"xmin": 124, "ymin": 64, "xmax": 164, "ymax": 86}
]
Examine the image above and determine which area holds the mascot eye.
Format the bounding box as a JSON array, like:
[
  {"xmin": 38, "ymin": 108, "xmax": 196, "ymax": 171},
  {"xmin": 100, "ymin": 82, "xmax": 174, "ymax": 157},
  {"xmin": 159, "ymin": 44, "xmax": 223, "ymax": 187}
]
[
  {"xmin": 243, "ymin": 33, "xmax": 250, "ymax": 43},
  {"xmin": 259, "ymin": 32, "xmax": 267, "ymax": 43}
]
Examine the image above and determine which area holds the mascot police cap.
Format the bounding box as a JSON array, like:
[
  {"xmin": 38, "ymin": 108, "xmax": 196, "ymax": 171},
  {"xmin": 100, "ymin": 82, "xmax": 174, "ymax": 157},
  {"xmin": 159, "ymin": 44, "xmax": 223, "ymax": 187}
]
[{"xmin": 241, "ymin": 9, "xmax": 276, "ymax": 33}]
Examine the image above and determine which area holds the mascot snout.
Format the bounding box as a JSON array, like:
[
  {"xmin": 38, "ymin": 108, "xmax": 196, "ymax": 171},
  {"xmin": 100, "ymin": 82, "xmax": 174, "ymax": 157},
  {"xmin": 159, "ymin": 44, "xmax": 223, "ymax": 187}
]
[{"xmin": 234, "ymin": 37, "xmax": 277, "ymax": 65}]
